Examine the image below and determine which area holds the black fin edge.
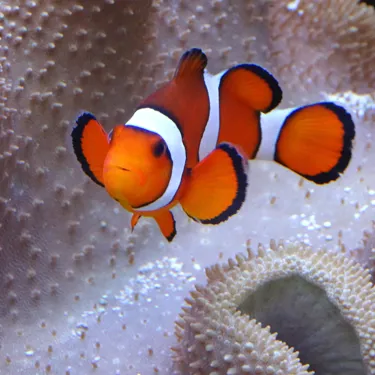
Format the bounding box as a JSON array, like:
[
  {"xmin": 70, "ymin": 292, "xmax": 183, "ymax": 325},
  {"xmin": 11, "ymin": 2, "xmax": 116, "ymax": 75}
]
[
  {"xmin": 166, "ymin": 212, "xmax": 177, "ymax": 242},
  {"xmin": 71, "ymin": 112, "xmax": 105, "ymax": 187},
  {"xmin": 199, "ymin": 143, "xmax": 248, "ymax": 225},
  {"xmin": 250, "ymin": 111, "xmax": 262, "ymax": 159},
  {"xmin": 275, "ymin": 102, "xmax": 356, "ymax": 185},
  {"xmin": 175, "ymin": 48, "xmax": 208, "ymax": 77},
  {"xmin": 220, "ymin": 64, "xmax": 283, "ymax": 113}
]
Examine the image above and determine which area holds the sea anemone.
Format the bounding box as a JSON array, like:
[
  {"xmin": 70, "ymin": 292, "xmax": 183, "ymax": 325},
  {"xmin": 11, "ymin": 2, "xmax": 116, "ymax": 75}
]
[
  {"xmin": 267, "ymin": 0, "xmax": 375, "ymax": 105},
  {"xmin": 173, "ymin": 241, "xmax": 375, "ymax": 374},
  {"xmin": 350, "ymin": 220, "xmax": 375, "ymax": 282}
]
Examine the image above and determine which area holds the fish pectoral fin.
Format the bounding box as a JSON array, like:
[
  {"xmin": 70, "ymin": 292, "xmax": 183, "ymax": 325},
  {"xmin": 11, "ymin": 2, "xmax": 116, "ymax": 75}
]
[
  {"xmin": 274, "ymin": 102, "xmax": 355, "ymax": 184},
  {"xmin": 153, "ymin": 211, "xmax": 177, "ymax": 242},
  {"xmin": 179, "ymin": 143, "xmax": 249, "ymax": 224},
  {"xmin": 71, "ymin": 112, "xmax": 110, "ymax": 187},
  {"xmin": 174, "ymin": 48, "xmax": 207, "ymax": 81},
  {"xmin": 131, "ymin": 213, "xmax": 142, "ymax": 232},
  {"xmin": 219, "ymin": 64, "xmax": 282, "ymax": 113}
]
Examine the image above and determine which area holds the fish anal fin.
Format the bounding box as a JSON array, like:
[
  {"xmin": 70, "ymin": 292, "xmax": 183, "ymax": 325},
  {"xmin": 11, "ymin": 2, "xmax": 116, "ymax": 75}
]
[
  {"xmin": 71, "ymin": 112, "xmax": 110, "ymax": 187},
  {"xmin": 220, "ymin": 64, "xmax": 282, "ymax": 113},
  {"xmin": 153, "ymin": 210, "xmax": 176, "ymax": 242},
  {"xmin": 174, "ymin": 48, "xmax": 208, "ymax": 81},
  {"xmin": 274, "ymin": 102, "xmax": 355, "ymax": 184},
  {"xmin": 179, "ymin": 143, "xmax": 248, "ymax": 224}
]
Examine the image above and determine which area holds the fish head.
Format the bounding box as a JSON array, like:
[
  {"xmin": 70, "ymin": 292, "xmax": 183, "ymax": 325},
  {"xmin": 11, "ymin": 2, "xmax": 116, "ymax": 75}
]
[{"xmin": 103, "ymin": 125, "xmax": 172, "ymax": 210}]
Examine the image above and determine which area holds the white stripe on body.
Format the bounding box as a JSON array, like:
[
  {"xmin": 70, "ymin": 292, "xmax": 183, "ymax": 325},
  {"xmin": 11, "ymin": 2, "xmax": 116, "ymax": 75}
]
[
  {"xmin": 200, "ymin": 70, "xmax": 295, "ymax": 163},
  {"xmin": 256, "ymin": 107, "xmax": 295, "ymax": 161},
  {"xmin": 125, "ymin": 108, "xmax": 186, "ymax": 212},
  {"xmin": 198, "ymin": 71, "xmax": 223, "ymax": 160}
]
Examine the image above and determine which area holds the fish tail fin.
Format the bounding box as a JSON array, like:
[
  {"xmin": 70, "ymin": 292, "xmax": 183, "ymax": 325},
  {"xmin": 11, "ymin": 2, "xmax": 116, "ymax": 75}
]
[{"xmin": 274, "ymin": 102, "xmax": 355, "ymax": 184}]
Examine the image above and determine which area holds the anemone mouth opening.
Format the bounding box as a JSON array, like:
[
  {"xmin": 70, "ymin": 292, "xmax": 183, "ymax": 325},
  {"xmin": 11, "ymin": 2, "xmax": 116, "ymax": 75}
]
[{"xmin": 237, "ymin": 275, "xmax": 366, "ymax": 375}]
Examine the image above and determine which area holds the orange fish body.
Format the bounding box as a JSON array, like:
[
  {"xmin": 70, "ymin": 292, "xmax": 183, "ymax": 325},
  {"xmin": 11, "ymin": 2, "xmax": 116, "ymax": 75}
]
[{"xmin": 71, "ymin": 48, "xmax": 355, "ymax": 241}]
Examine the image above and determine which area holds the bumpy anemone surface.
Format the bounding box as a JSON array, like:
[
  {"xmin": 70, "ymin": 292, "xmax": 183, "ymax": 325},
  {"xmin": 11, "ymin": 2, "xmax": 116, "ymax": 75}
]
[{"xmin": 174, "ymin": 242, "xmax": 375, "ymax": 374}]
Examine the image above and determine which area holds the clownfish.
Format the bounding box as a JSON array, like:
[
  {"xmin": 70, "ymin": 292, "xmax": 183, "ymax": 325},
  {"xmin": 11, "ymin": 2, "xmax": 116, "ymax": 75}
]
[{"xmin": 71, "ymin": 48, "xmax": 355, "ymax": 242}]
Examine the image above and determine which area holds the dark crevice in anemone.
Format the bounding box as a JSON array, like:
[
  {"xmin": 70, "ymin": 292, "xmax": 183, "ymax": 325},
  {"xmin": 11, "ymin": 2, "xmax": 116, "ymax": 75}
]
[
  {"xmin": 237, "ymin": 275, "xmax": 366, "ymax": 375},
  {"xmin": 360, "ymin": 0, "xmax": 375, "ymax": 7}
]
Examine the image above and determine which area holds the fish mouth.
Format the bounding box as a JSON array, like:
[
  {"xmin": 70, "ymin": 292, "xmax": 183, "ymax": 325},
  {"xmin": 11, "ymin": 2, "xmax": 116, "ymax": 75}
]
[
  {"xmin": 108, "ymin": 165, "xmax": 146, "ymax": 186},
  {"xmin": 116, "ymin": 166, "xmax": 130, "ymax": 172}
]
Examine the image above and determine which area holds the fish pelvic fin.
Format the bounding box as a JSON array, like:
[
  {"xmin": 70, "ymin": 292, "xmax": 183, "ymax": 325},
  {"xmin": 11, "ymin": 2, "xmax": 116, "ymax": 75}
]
[
  {"xmin": 153, "ymin": 210, "xmax": 177, "ymax": 242},
  {"xmin": 131, "ymin": 213, "xmax": 142, "ymax": 232}
]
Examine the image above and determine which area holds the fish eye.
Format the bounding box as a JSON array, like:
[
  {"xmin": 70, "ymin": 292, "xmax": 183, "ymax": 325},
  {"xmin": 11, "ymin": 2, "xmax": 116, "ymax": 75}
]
[{"xmin": 153, "ymin": 140, "xmax": 166, "ymax": 157}]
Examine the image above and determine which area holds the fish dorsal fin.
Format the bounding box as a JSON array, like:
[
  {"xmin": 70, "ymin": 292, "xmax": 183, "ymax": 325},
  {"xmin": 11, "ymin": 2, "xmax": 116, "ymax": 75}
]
[
  {"xmin": 174, "ymin": 48, "xmax": 208, "ymax": 81},
  {"xmin": 219, "ymin": 64, "xmax": 282, "ymax": 113},
  {"xmin": 71, "ymin": 112, "xmax": 110, "ymax": 187},
  {"xmin": 217, "ymin": 89, "xmax": 262, "ymax": 160}
]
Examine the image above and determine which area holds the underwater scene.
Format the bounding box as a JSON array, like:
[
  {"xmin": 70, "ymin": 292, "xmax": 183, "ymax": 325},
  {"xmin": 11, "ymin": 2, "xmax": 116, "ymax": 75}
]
[{"xmin": 1, "ymin": 0, "xmax": 375, "ymax": 374}]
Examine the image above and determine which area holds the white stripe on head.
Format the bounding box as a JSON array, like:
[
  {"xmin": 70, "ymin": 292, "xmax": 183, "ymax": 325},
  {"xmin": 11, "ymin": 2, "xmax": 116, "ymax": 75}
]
[
  {"xmin": 198, "ymin": 72, "xmax": 222, "ymax": 160},
  {"xmin": 256, "ymin": 107, "xmax": 295, "ymax": 161},
  {"xmin": 125, "ymin": 107, "xmax": 186, "ymax": 212}
]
